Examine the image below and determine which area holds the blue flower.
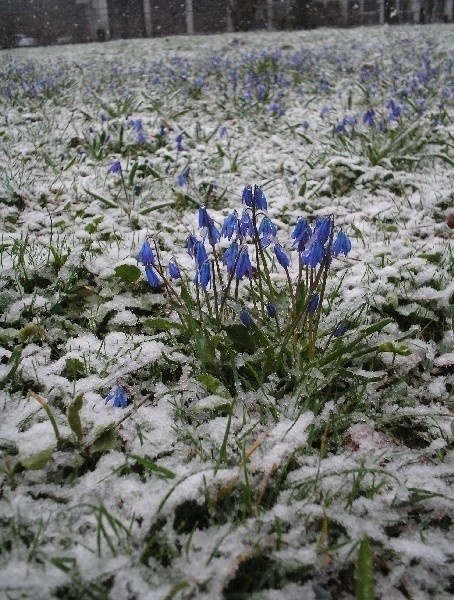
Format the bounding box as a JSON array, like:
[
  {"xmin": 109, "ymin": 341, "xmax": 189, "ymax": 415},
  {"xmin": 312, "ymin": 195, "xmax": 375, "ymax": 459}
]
[
  {"xmin": 136, "ymin": 239, "xmax": 155, "ymax": 266},
  {"xmin": 136, "ymin": 130, "xmax": 147, "ymax": 144},
  {"xmin": 198, "ymin": 261, "xmax": 211, "ymax": 289},
  {"xmin": 206, "ymin": 218, "xmax": 221, "ymax": 246},
  {"xmin": 175, "ymin": 133, "xmax": 184, "ymax": 151},
  {"xmin": 268, "ymin": 101, "xmax": 285, "ymax": 116},
  {"xmin": 194, "ymin": 241, "xmax": 208, "ymax": 267},
  {"xmin": 308, "ymin": 293, "xmax": 320, "ymax": 314},
  {"xmin": 198, "ymin": 205, "xmax": 210, "ymax": 228},
  {"xmin": 363, "ymin": 108, "xmax": 375, "ymax": 127},
  {"xmin": 186, "ymin": 234, "xmax": 197, "ymax": 257},
  {"xmin": 333, "ymin": 322, "xmax": 348, "ymax": 337},
  {"xmin": 292, "ymin": 218, "xmax": 312, "ymax": 248},
  {"xmin": 168, "ymin": 259, "xmax": 181, "ymax": 279},
  {"xmin": 108, "ymin": 160, "xmax": 122, "ymax": 174},
  {"xmin": 222, "ymin": 242, "xmax": 239, "ymax": 274},
  {"xmin": 301, "ymin": 240, "xmax": 325, "ymax": 268},
  {"xmin": 145, "ymin": 265, "xmax": 161, "ymax": 287},
  {"xmin": 105, "ymin": 384, "xmax": 128, "ymax": 409},
  {"xmin": 235, "ymin": 247, "xmax": 253, "ymax": 280},
  {"xmin": 332, "ymin": 230, "xmax": 352, "ymax": 257},
  {"xmin": 219, "ymin": 126, "xmax": 228, "ymax": 138},
  {"xmin": 253, "ymin": 186, "xmax": 267, "ymax": 210},
  {"xmin": 221, "ymin": 212, "xmax": 239, "ymax": 240},
  {"xmin": 266, "ymin": 301, "xmax": 276, "ymax": 318},
  {"xmin": 177, "ymin": 166, "xmax": 190, "ymax": 187},
  {"xmin": 274, "ymin": 243, "xmax": 290, "ymax": 269},
  {"xmin": 258, "ymin": 216, "xmax": 277, "ymax": 248},
  {"xmin": 239, "ymin": 210, "xmax": 254, "ymax": 239},
  {"xmin": 242, "ymin": 185, "xmax": 253, "ymax": 207},
  {"xmin": 239, "ymin": 307, "xmax": 252, "ymax": 328},
  {"xmin": 315, "ymin": 217, "xmax": 332, "ymax": 244}
]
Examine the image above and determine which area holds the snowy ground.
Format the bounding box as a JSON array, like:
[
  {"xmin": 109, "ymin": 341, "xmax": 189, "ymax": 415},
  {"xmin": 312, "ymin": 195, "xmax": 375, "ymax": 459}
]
[{"xmin": 0, "ymin": 24, "xmax": 453, "ymax": 599}]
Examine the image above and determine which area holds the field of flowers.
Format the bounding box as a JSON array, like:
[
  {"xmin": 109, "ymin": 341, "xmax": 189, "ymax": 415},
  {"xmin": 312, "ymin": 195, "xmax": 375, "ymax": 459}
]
[{"xmin": 0, "ymin": 23, "xmax": 453, "ymax": 599}]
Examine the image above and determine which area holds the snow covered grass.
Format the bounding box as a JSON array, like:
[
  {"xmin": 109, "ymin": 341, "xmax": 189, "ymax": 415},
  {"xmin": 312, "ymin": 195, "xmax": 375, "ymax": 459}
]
[{"xmin": 0, "ymin": 23, "xmax": 453, "ymax": 599}]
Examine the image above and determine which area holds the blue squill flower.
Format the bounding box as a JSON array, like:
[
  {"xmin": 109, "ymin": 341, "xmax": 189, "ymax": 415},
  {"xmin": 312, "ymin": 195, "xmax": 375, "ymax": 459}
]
[
  {"xmin": 274, "ymin": 243, "xmax": 290, "ymax": 269},
  {"xmin": 175, "ymin": 133, "xmax": 184, "ymax": 151},
  {"xmin": 292, "ymin": 218, "xmax": 312, "ymax": 249},
  {"xmin": 177, "ymin": 166, "xmax": 190, "ymax": 187},
  {"xmin": 258, "ymin": 216, "xmax": 277, "ymax": 248},
  {"xmin": 198, "ymin": 261, "xmax": 211, "ymax": 289},
  {"xmin": 194, "ymin": 241, "xmax": 208, "ymax": 267},
  {"xmin": 136, "ymin": 130, "xmax": 147, "ymax": 144},
  {"xmin": 235, "ymin": 247, "xmax": 253, "ymax": 280},
  {"xmin": 315, "ymin": 217, "xmax": 332, "ymax": 245},
  {"xmin": 266, "ymin": 301, "xmax": 276, "ymax": 318},
  {"xmin": 168, "ymin": 259, "xmax": 181, "ymax": 279},
  {"xmin": 363, "ymin": 108, "xmax": 375, "ymax": 126},
  {"xmin": 332, "ymin": 230, "xmax": 352, "ymax": 256},
  {"xmin": 242, "ymin": 185, "xmax": 253, "ymax": 207},
  {"xmin": 239, "ymin": 307, "xmax": 252, "ymax": 328},
  {"xmin": 219, "ymin": 126, "xmax": 228, "ymax": 138},
  {"xmin": 186, "ymin": 234, "xmax": 197, "ymax": 257},
  {"xmin": 301, "ymin": 240, "xmax": 324, "ymax": 268},
  {"xmin": 239, "ymin": 210, "xmax": 254, "ymax": 238},
  {"xmin": 308, "ymin": 293, "xmax": 320, "ymax": 314},
  {"xmin": 108, "ymin": 160, "xmax": 122, "ymax": 174},
  {"xmin": 222, "ymin": 242, "xmax": 239, "ymax": 274},
  {"xmin": 333, "ymin": 322, "xmax": 348, "ymax": 337},
  {"xmin": 206, "ymin": 218, "xmax": 221, "ymax": 246},
  {"xmin": 145, "ymin": 265, "xmax": 161, "ymax": 287},
  {"xmin": 136, "ymin": 239, "xmax": 155, "ymax": 266},
  {"xmin": 253, "ymin": 186, "xmax": 267, "ymax": 210},
  {"xmin": 198, "ymin": 205, "xmax": 210, "ymax": 228},
  {"xmin": 105, "ymin": 384, "xmax": 128, "ymax": 409},
  {"xmin": 221, "ymin": 212, "xmax": 239, "ymax": 240}
]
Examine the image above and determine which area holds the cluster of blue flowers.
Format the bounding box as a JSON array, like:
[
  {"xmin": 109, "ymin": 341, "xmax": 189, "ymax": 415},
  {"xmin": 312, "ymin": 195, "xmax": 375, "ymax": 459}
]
[{"xmin": 134, "ymin": 184, "xmax": 351, "ymax": 320}]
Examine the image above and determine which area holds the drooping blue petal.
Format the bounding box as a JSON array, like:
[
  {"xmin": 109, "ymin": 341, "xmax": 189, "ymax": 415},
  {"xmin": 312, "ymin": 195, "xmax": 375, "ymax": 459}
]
[
  {"xmin": 145, "ymin": 266, "xmax": 161, "ymax": 287},
  {"xmin": 274, "ymin": 243, "xmax": 290, "ymax": 269},
  {"xmin": 105, "ymin": 385, "xmax": 128, "ymax": 409},
  {"xmin": 222, "ymin": 242, "xmax": 239, "ymax": 274},
  {"xmin": 333, "ymin": 322, "xmax": 348, "ymax": 337},
  {"xmin": 221, "ymin": 212, "xmax": 239, "ymax": 240},
  {"xmin": 308, "ymin": 293, "xmax": 320, "ymax": 314},
  {"xmin": 194, "ymin": 241, "xmax": 208, "ymax": 267},
  {"xmin": 332, "ymin": 230, "xmax": 352, "ymax": 257},
  {"xmin": 168, "ymin": 259, "xmax": 181, "ymax": 279},
  {"xmin": 235, "ymin": 247, "xmax": 253, "ymax": 280},
  {"xmin": 258, "ymin": 217, "xmax": 277, "ymax": 248},
  {"xmin": 242, "ymin": 185, "xmax": 253, "ymax": 207},
  {"xmin": 239, "ymin": 307, "xmax": 252, "ymax": 328},
  {"xmin": 198, "ymin": 261, "xmax": 211, "ymax": 289},
  {"xmin": 253, "ymin": 186, "xmax": 268, "ymax": 210},
  {"xmin": 266, "ymin": 301, "xmax": 276, "ymax": 318},
  {"xmin": 108, "ymin": 160, "xmax": 122, "ymax": 174},
  {"xmin": 315, "ymin": 217, "xmax": 333, "ymax": 244},
  {"xmin": 198, "ymin": 205, "xmax": 210, "ymax": 228},
  {"xmin": 239, "ymin": 210, "xmax": 254, "ymax": 239},
  {"xmin": 206, "ymin": 218, "xmax": 221, "ymax": 246},
  {"xmin": 186, "ymin": 234, "xmax": 197, "ymax": 257},
  {"xmin": 301, "ymin": 240, "xmax": 325, "ymax": 268},
  {"xmin": 136, "ymin": 239, "xmax": 155, "ymax": 266}
]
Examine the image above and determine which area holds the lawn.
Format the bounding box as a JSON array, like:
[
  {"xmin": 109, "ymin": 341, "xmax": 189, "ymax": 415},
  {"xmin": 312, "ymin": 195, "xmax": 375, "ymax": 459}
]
[{"xmin": 0, "ymin": 23, "xmax": 453, "ymax": 599}]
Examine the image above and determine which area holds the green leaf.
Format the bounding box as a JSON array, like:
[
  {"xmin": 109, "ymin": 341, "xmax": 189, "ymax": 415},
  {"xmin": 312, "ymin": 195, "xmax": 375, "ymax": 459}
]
[
  {"xmin": 224, "ymin": 324, "xmax": 255, "ymax": 353},
  {"xmin": 127, "ymin": 454, "xmax": 175, "ymax": 479},
  {"xmin": 89, "ymin": 427, "xmax": 118, "ymax": 454},
  {"xmin": 196, "ymin": 373, "xmax": 230, "ymax": 397},
  {"xmin": 143, "ymin": 318, "xmax": 184, "ymax": 332},
  {"xmin": 0, "ymin": 345, "xmax": 22, "ymax": 391},
  {"xmin": 378, "ymin": 342, "xmax": 411, "ymax": 356},
  {"xmin": 114, "ymin": 264, "xmax": 142, "ymax": 284},
  {"xmin": 21, "ymin": 447, "xmax": 54, "ymax": 470},
  {"xmin": 83, "ymin": 188, "xmax": 118, "ymax": 209},
  {"xmin": 67, "ymin": 393, "xmax": 84, "ymax": 444},
  {"xmin": 355, "ymin": 536, "xmax": 375, "ymax": 600}
]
